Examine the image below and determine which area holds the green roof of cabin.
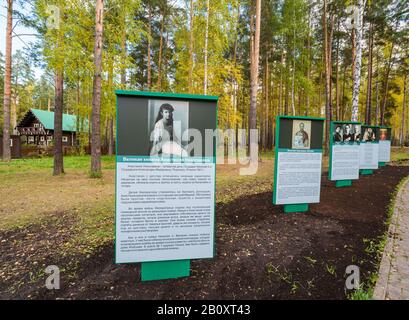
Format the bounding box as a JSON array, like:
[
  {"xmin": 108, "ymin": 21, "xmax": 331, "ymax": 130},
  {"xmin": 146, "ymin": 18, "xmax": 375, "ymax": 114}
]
[{"xmin": 29, "ymin": 109, "xmax": 88, "ymax": 132}]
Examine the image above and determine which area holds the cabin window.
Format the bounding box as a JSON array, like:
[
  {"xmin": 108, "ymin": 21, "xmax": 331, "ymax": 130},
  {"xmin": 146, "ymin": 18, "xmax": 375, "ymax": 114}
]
[
  {"xmin": 34, "ymin": 123, "xmax": 39, "ymax": 128},
  {"xmin": 47, "ymin": 136, "xmax": 53, "ymax": 141},
  {"xmin": 40, "ymin": 136, "xmax": 45, "ymax": 142},
  {"xmin": 28, "ymin": 136, "xmax": 34, "ymax": 143},
  {"xmin": 62, "ymin": 136, "xmax": 68, "ymax": 142}
]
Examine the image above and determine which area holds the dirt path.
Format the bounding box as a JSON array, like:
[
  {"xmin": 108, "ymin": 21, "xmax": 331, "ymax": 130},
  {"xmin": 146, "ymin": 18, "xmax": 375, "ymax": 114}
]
[{"xmin": 1, "ymin": 165, "xmax": 409, "ymax": 300}]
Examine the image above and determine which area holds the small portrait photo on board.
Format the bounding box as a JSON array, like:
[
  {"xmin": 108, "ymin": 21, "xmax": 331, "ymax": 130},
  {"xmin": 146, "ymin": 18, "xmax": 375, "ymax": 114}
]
[
  {"xmin": 333, "ymin": 124, "xmax": 343, "ymax": 143},
  {"xmin": 292, "ymin": 120, "xmax": 311, "ymax": 149},
  {"xmin": 148, "ymin": 100, "xmax": 189, "ymax": 157},
  {"xmin": 353, "ymin": 124, "xmax": 361, "ymax": 142},
  {"xmin": 342, "ymin": 124, "xmax": 355, "ymax": 143},
  {"xmin": 362, "ymin": 127, "xmax": 376, "ymax": 142},
  {"xmin": 380, "ymin": 128, "xmax": 388, "ymax": 141}
]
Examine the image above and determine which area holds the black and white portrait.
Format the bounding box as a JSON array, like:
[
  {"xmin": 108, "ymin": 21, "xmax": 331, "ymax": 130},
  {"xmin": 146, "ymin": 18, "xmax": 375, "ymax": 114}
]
[
  {"xmin": 333, "ymin": 125, "xmax": 343, "ymax": 143},
  {"xmin": 148, "ymin": 100, "xmax": 189, "ymax": 156},
  {"xmin": 342, "ymin": 124, "xmax": 355, "ymax": 143}
]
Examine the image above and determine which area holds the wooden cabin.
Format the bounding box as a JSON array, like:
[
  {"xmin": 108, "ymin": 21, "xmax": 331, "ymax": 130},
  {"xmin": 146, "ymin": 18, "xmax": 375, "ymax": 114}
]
[{"xmin": 16, "ymin": 109, "xmax": 87, "ymax": 147}]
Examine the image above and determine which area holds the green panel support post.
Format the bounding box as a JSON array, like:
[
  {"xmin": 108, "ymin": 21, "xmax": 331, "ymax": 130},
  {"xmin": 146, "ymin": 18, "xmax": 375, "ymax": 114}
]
[
  {"xmin": 360, "ymin": 169, "xmax": 373, "ymax": 175},
  {"xmin": 284, "ymin": 204, "xmax": 309, "ymax": 213},
  {"xmin": 336, "ymin": 180, "xmax": 352, "ymax": 188},
  {"xmin": 141, "ymin": 260, "xmax": 190, "ymax": 281}
]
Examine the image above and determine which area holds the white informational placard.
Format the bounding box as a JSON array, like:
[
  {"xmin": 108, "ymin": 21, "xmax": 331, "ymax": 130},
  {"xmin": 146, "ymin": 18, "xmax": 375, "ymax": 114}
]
[
  {"xmin": 275, "ymin": 151, "xmax": 323, "ymax": 205},
  {"xmin": 330, "ymin": 144, "xmax": 360, "ymax": 181},
  {"xmin": 116, "ymin": 160, "xmax": 215, "ymax": 263},
  {"xmin": 359, "ymin": 143, "xmax": 379, "ymax": 170},
  {"xmin": 379, "ymin": 140, "xmax": 391, "ymax": 162}
]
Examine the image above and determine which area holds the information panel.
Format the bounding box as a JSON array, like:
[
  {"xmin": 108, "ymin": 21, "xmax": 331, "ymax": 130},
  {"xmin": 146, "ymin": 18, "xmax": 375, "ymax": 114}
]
[
  {"xmin": 273, "ymin": 116, "xmax": 325, "ymax": 206},
  {"xmin": 329, "ymin": 122, "xmax": 361, "ymax": 181},
  {"xmin": 378, "ymin": 126, "xmax": 392, "ymax": 163},
  {"xmin": 359, "ymin": 125, "xmax": 380, "ymax": 170},
  {"xmin": 115, "ymin": 91, "xmax": 217, "ymax": 263}
]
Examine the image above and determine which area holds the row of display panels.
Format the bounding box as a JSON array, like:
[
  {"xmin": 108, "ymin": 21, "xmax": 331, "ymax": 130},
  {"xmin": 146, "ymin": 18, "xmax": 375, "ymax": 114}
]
[{"xmin": 273, "ymin": 116, "xmax": 392, "ymax": 206}]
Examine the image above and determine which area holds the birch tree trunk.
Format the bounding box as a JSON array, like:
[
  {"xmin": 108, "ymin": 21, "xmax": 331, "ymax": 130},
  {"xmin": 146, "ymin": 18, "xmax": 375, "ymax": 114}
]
[
  {"xmin": 351, "ymin": 0, "xmax": 365, "ymax": 122},
  {"xmin": 2, "ymin": 0, "xmax": 13, "ymax": 162},
  {"xmin": 147, "ymin": 4, "xmax": 152, "ymax": 90},
  {"xmin": 91, "ymin": 0, "xmax": 104, "ymax": 176}
]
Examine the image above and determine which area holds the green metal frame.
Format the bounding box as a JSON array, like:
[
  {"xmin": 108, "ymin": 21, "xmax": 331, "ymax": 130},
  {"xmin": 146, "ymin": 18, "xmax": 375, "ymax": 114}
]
[
  {"xmin": 114, "ymin": 90, "xmax": 218, "ymax": 282},
  {"xmin": 360, "ymin": 124, "xmax": 380, "ymax": 172},
  {"xmin": 273, "ymin": 115, "xmax": 325, "ymax": 213},
  {"xmin": 328, "ymin": 121, "xmax": 361, "ymax": 187},
  {"xmin": 378, "ymin": 125, "xmax": 392, "ymax": 166},
  {"xmin": 115, "ymin": 90, "xmax": 218, "ymax": 101},
  {"xmin": 360, "ymin": 169, "xmax": 374, "ymax": 175}
]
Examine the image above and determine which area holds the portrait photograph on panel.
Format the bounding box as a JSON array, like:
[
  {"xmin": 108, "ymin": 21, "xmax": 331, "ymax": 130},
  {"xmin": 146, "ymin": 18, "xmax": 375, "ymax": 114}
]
[
  {"xmin": 342, "ymin": 124, "xmax": 355, "ymax": 143},
  {"xmin": 380, "ymin": 128, "xmax": 389, "ymax": 141},
  {"xmin": 292, "ymin": 120, "xmax": 311, "ymax": 149},
  {"xmin": 148, "ymin": 100, "xmax": 189, "ymax": 157},
  {"xmin": 353, "ymin": 124, "xmax": 361, "ymax": 142},
  {"xmin": 362, "ymin": 127, "xmax": 377, "ymax": 142},
  {"xmin": 333, "ymin": 125, "xmax": 343, "ymax": 143}
]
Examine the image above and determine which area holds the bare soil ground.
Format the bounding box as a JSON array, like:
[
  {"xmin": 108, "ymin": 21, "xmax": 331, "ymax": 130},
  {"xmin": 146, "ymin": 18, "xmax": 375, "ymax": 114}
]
[{"xmin": 1, "ymin": 163, "xmax": 408, "ymax": 300}]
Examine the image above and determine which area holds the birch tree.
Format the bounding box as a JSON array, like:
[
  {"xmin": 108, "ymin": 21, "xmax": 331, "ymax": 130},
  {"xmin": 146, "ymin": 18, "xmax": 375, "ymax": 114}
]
[{"xmin": 351, "ymin": 0, "xmax": 366, "ymax": 122}]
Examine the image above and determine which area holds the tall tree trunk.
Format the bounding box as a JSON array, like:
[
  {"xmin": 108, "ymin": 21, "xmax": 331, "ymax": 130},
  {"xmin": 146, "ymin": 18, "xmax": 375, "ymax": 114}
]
[
  {"xmin": 249, "ymin": 0, "xmax": 261, "ymax": 133},
  {"xmin": 157, "ymin": 7, "xmax": 165, "ymax": 91},
  {"xmin": 188, "ymin": 0, "xmax": 194, "ymax": 92},
  {"xmin": 2, "ymin": 0, "xmax": 13, "ymax": 162},
  {"xmin": 279, "ymin": 52, "xmax": 284, "ymax": 115},
  {"xmin": 323, "ymin": 0, "xmax": 333, "ymax": 154},
  {"xmin": 147, "ymin": 3, "xmax": 152, "ymax": 90},
  {"xmin": 203, "ymin": 0, "xmax": 210, "ymax": 95},
  {"xmin": 264, "ymin": 55, "xmax": 269, "ymax": 151},
  {"xmin": 120, "ymin": 18, "xmax": 126, "ymax": 88},
  {"xmin": 401, "ymin": 75, "xmax": 407, "ymax": 146},
  {"xmin": 365, "ymin": 22, "xmax": 374, "ymax": 125},
  {"xmin": 108, "ymin": 62, "xmax": 114, "ymax": 156},
  {"xmin": 351, "ymin": 0, "xmax": 365, "ymax": 122},
  {"xmin": 291, "ymin": 7, "xmax": 296, "ymax": 116},
  {"xmin": 91, "ymin": 0, "xmax": 104, "ymax": 176},
  {"xmin": 380, "ymin": 43, "xmax": 395, "ymax": 125},
  {"xmin": 335, "ymin": 19, "xmax": 341, "ymax": 120},
  {"xmin": 306, "ymin": 7, "xmax": 312, "ymax": 117},
  {"xmin": 53, "ymin": 70, "xmax": 64, "ymax": 175}
]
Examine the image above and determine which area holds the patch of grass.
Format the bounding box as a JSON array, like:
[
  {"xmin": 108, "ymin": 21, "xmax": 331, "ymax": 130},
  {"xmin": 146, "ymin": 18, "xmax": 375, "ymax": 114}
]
[
  {"xmin": 348, "ymin": 285, "xmax": 374, "ymax": 300},
  {"xmin": 325, "ymin": 263, "xmax": 337, "ymax": 277},
  {"xmin": 347, "ymin": 175, "xmax": 409, "ymax": 300},
  {"xmin": 304, "ymin": 256, "xmax": 317, "ymax": 265},
  {"xmin": 0, "ymin": 155, "xmax": 115, "ymax": 175}
]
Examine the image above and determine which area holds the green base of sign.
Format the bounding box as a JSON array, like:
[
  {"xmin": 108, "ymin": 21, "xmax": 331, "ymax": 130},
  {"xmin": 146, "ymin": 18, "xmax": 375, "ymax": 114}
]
[
  {"xmin": 141, "ymin": 260, "xmax": 190, "ymax": 281},
  {"xmin": 284, "ymin": 204, "xmax": 309, "ymax": 213},
  {"xmin": 336, "ymin": 180, "xmax": 352, "ymax": 188},
  {"xmin": 379, "ymin": 162, "xmax": 386, "ymax": 167},
  {"xmin": 360, "ymin": 169, "xmax": 374, "ymax": 175}
]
